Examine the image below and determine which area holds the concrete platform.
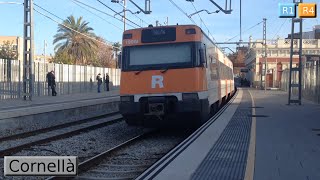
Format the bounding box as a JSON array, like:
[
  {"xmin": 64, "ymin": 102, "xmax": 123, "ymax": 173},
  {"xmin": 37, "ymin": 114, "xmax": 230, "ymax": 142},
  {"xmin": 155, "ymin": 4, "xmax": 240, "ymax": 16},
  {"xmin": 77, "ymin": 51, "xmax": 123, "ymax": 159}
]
[
  {"xmin": 138, "ymin": 88, "xmax": 320, "ymax": 180},
  {"xmin": 0, "ymin": 90, "xmax": 120, "ymax": 137}
]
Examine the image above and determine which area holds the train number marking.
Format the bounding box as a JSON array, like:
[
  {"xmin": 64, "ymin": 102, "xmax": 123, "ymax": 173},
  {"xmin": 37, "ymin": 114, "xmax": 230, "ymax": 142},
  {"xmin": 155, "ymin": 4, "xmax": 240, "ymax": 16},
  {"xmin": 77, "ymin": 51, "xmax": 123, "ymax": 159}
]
[
  {"xmin": 151, "ymin": 75, "xmax": 164, "ymax": 88},
  {"xmin": 125, "ymin": 39, "xmax": 139, "ymax": 45}
]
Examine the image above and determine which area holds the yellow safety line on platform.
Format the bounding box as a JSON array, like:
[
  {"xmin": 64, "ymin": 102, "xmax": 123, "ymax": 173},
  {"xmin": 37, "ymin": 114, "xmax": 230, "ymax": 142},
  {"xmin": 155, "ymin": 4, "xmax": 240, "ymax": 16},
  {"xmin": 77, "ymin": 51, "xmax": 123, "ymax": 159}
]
[{"xmin": 244, "ymin": 90, "xmax": 257, "ymax": 180}]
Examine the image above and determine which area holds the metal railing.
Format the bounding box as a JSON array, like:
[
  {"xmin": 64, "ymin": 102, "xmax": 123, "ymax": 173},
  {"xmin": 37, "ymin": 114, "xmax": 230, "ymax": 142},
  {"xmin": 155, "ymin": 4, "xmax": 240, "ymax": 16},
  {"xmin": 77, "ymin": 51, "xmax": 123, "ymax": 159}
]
[{"xmin": 0, "ymin": 59, "xmax": 121, "ymax": 100}]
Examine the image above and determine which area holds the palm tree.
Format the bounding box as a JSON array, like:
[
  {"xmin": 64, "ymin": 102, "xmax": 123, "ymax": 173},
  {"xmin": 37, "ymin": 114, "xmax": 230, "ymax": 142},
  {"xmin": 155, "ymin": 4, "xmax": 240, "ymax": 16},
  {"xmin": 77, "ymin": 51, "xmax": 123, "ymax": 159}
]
[
  {"xmin": 53, "ymin": 15, "xmax": 97, "ymax": 65},
  {"xmin": 112, "ymin": 42, "xmax": 121, "ymax": 68},
  {"xmin": 113, "ymin": 42, "xmax": 121, "ymax": 53}
]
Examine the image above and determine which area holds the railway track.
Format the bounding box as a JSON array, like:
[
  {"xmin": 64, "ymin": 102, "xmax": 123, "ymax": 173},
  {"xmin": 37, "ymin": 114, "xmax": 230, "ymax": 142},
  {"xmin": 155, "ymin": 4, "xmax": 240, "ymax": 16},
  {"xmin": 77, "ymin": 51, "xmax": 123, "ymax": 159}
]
[
  {"xmin": 136, "ymin": 90, "xmax": 238, "ymax": 180},
  {"xmin": 47, "ymin": 130, "xmax": 186, "ymax": 180},
  {"xmin": 0, "ymin": 113, "xmax": 123, "ymax": 157}
]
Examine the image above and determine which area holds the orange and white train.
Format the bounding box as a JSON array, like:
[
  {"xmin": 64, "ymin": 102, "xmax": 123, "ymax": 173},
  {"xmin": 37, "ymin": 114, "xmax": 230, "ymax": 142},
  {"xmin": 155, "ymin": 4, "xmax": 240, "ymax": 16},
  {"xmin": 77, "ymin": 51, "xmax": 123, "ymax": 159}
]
[{"xmin": 119, "ymin": 25, "xmax": 235, "ymax": 126}]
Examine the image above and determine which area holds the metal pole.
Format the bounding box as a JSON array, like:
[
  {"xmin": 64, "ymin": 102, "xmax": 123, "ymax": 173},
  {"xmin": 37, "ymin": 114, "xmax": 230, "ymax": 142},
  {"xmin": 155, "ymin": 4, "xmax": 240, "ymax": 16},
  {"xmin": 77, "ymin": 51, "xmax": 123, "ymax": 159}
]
[
  {"xmin": 240, "ymin": 0, "xmax": 242, "ymax": 42},
  {"xmin": 44, "ymin": 40, "xmax": 46, "ymax": 63},
  {"xmin": 23, "ymin": 0, "xmax": 34, "ymax": 100},
  {"xmin": 288, "ymin": 16, "xmax": 295, "ymax": 104},
  {"xmin": 123, "ymin": 0, "xmax": 126, "ymax": 31},
  {"xmin": 298, "ymin": 14, "xmax": 303, "ymax": 105},
  {"xmin": 18, "ymin": 60, "xmax": 21, "ymax": 98},
  {"xmin": 68, "ymin": 64, "xmax": 70, "ymax": 94},
  {"xmin": 37, "ymin": 62, "xmax": 40, "ymax": 96},
  {"xmin": 316, "ymin": 60, "xmax": 320, "ymax": 103},
  {"xmin": 264, "ymin": 18, "xmax": 267, "ymax": 91}
]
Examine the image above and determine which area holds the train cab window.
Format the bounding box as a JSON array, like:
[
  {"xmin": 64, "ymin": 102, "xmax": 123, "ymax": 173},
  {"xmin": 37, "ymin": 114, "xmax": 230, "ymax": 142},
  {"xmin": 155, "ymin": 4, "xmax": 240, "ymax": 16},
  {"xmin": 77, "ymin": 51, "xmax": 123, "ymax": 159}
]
[
  {"xmin": 129, "ymin": 44, "xmax": 191, "ymax": 65},
  {"xmin": 121, "ymin": 42, "xmax": 195, "ymax": 71}
]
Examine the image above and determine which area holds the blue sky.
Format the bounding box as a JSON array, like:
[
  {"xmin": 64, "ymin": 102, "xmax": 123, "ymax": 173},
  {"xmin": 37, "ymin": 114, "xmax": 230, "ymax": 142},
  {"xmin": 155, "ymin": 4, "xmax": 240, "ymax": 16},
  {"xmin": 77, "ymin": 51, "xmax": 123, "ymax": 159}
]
[{"xmin": 0, "ymin": 0, "xmax": 319, "ymax": 55}]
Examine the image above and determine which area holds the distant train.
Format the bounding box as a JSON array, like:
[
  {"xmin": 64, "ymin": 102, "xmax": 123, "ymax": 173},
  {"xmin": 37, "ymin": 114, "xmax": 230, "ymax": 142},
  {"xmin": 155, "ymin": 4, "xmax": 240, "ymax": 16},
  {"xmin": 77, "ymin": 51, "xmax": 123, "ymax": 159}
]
[{"xmin": 119, "ymin": 25, "xmax": 235, "ymax": 126}]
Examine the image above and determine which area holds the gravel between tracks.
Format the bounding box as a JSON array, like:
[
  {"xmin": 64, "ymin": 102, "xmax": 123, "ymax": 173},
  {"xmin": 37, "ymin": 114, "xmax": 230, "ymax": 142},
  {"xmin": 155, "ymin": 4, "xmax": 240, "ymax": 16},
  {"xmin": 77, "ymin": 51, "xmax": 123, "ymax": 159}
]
[
  {"xmin": 0, "ymin": 109, "xmax": 118, "ymax": 138},
  {"xmin": 78, "ymin": 130, "xmax": 190, "ymax": 179},
  {"xmin": 0, "ymin": 121, "xmax": 144, "ymax": 179}
]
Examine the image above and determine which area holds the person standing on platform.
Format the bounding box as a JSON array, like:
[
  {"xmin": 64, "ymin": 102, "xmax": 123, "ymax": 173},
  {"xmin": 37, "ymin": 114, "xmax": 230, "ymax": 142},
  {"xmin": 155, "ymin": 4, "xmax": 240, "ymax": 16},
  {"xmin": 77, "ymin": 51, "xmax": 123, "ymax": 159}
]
[
  {"xmin": 46, "ymin": 71, "xmax": 52, "ymax": 96},
  {"xmin": 50, "ymin": 71, "xmax": 57, "ymax": 96},
  {"xmin": 105, "ymin": 73, "xmax": 110, "ymax": 91},
  {"xmin": 96, "ymin": 73, "xmax": 102, "ymax": 93}
]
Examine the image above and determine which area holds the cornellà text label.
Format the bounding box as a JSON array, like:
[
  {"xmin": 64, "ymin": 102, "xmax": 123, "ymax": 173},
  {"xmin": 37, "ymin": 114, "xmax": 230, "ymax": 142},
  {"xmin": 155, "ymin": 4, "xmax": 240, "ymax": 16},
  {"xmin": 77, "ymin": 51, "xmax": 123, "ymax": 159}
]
[{"xmin": 4, "ymin": 156, "xmax": 78, "ymax": 176}]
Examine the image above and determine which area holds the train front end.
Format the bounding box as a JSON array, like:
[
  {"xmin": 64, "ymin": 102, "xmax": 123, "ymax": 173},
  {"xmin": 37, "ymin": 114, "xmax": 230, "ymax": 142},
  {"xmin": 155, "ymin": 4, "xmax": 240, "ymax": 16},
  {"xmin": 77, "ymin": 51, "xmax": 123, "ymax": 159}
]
[{"xmin": 119, "ymin": 25, "xmax": 209, "ymax": 126}]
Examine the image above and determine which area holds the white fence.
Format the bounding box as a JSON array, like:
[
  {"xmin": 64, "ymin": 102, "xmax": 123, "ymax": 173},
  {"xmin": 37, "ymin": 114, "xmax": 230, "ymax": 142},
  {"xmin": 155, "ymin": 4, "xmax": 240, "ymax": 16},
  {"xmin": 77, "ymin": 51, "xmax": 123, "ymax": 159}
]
[
  {"xmin": 281, "ymin": 60, "xmax": 320, "ymax": 104},
  {"xmin": 0, "ymin": 59, "xmax": 121, "ymax": 100}
]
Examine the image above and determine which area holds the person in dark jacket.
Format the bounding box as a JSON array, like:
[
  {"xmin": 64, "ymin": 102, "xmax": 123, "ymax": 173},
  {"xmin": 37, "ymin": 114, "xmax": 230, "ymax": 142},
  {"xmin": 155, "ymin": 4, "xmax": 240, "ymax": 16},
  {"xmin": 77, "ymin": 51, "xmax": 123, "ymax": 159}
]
[
  {"xmin": 50, "ymin": 71, "xmax": 57, "ymax": 96},
  {"xmin": 46, "ymin": 71, "xmax": 52, "ymax": 96},
  {"xmin": 105, "ymin": 73, "xmax": 110, "ymax": 91},
  {"xmin": 96, "ymin": 73, "xmax": 102, "ymax": 93}
]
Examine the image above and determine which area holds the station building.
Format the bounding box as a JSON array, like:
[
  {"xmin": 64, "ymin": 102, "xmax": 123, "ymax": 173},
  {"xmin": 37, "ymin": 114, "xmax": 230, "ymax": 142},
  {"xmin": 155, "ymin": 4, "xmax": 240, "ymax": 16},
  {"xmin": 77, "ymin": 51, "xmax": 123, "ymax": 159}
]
[
  {"xmin": 229, "ymin": 46, "xmax": 248, "ymax": 79},
  {"xmin": 245, "ymin": 37, "xmax": 320, "ymax": 88},
  {"xmin": 0, "ymin": 36, "xmax": 51, "ymax": 63}
]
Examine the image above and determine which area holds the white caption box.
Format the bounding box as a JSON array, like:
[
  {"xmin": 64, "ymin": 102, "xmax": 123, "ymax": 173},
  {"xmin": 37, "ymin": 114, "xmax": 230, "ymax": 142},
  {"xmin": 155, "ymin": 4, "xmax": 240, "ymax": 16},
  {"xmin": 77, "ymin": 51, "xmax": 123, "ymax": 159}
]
[{"xmin": 4, "ymin": 156, "xmax": 78, "ymax": 176}]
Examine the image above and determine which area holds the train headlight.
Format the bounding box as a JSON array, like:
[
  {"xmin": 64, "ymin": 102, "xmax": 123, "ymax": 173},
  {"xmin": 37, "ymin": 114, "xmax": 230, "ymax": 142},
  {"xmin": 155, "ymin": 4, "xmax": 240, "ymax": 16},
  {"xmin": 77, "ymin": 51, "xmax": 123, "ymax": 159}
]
[
  {"xmin": 182, "ymin": 93, "xmax": 199, "ymax": 101},
  {"xmin": 120, "ymin": 96, "xmax": 134, "ymax": 102}
]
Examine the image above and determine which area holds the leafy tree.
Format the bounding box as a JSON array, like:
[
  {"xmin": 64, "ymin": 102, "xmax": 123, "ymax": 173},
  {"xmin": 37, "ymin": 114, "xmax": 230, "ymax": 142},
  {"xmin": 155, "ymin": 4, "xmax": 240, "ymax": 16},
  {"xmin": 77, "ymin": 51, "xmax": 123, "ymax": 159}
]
[
  {"xmin": 0, "ymin": 40, "xmax": 18, "ymax": 81},
  {"xmin": 91, "ymin": 37, "xmax": 116, "ymax": 68},
  {"xmin": 113, "ymin": 42, "xmax": 121, "ymax": 54},
  {"xmin": 112, "ymin": 42, "xmax": 122, "ymax": 68},
  {"xmin": 0, "ymin": 40, "xmax": 18, "ymax": 60},
  {"xmin": 53, "ymin": 15, "xmax": 97, "ymax": 65},
  {"xmin": 52, "ymin": 49, "xmax": 72, "ymax": 64}
]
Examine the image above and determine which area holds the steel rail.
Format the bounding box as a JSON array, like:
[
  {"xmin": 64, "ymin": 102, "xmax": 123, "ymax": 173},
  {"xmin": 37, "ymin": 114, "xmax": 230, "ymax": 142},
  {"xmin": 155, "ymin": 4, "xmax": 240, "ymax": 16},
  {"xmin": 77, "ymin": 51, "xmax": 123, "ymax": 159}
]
[
  {"xmin": 0, "ymin": 111, "xmax": 120, "ymax": 142},
  {"xmin": 0, "ymin": 114, "xmax": 123, "ymax": 157},
  {"xmin": 136, "ymin": 90, "xmax": 238, "ymax": 179},
  {"xmin": 47, "ymin": 132, "xmax": 155, "ymax": 180}
]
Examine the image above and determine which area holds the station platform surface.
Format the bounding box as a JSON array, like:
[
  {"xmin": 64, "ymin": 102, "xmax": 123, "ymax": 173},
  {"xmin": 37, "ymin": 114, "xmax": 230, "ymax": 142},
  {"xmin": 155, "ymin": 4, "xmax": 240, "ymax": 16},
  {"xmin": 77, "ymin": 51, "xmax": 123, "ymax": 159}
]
[
  {"xmin": 0, "ymin": 89, "xmax": 120, "ymax": 137},
  {"xmin": 139, "ymin": 88, "xmax": 320, "ymax": 180},
  {"xmin": 0, "ymin": 90, "xmax": 119, "ymax": 111},
  {"xmin": 0, "ymin": 90, "xmax": 119, "ymax": 122}
]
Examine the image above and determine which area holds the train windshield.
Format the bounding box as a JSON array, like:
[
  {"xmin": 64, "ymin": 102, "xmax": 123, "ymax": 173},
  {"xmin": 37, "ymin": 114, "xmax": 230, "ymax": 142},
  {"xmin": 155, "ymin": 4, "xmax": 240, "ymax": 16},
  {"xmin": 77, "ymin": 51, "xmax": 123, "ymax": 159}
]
[{"xmin": 122, "ymin": 43, "xmax": 195, "ymax": 71}]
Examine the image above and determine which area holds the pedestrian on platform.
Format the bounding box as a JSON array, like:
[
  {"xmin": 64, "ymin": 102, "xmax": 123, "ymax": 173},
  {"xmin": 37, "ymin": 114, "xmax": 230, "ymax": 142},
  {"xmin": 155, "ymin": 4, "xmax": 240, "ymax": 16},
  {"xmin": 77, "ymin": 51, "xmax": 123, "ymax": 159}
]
[
  {"xmin": 46, "ymin": 71, "xmax": 52, "ymax": 96},
  {"xmin": 105, "ymin": 73, "xmax": 110, "ymax": 91},
  {"xmin": 96, "ymin": 73, "xmax": 102, "ymax": 93},
  {"xmin": 50, "ymin": 71, "xmax": 57, "ymax": 96}
]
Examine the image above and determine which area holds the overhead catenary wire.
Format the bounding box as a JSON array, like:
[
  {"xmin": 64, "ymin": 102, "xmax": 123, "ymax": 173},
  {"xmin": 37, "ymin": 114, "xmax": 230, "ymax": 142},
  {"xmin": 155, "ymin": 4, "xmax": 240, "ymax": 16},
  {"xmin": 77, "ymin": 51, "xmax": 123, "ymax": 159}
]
[
  {"xmin": 168, "ymin": 0, "xmax": 197, "ymax": 25},
  {"xmin": 71, "ymin": 0, "xmax": 122, "ymax": 30},
  {"xmin": 72, "ymin": 0, "xmax": 135, "ymax": 29},
  {"xmin": 96, "ymin": 0, "xmax": 142, "ymax": 28},
  {"xmin": 191, "ymin": 2, "xmax": 217, "ymax": 42},
  {"xmin": 271, "ymin": 18, "xmax": 288, "ymax": 40},
  {"xmin": 116, "ymin": 2, "xmax": 150, "ymax": 26},
  {"xmin": 34, "ymin": 3, "xmax": 64, "ymax": 21},
  {"xmin": 226, "ymin": 20, "xmax": 264, "ymax": 42},
  {"xmin": 33, "ymin": 7, "xmax": 119, "ymax": 49}
]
